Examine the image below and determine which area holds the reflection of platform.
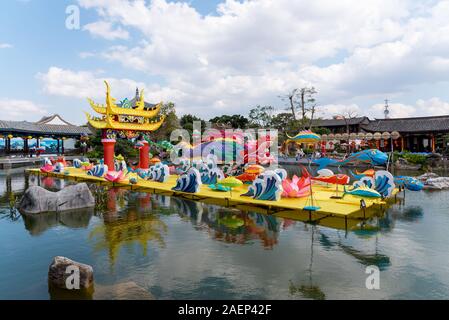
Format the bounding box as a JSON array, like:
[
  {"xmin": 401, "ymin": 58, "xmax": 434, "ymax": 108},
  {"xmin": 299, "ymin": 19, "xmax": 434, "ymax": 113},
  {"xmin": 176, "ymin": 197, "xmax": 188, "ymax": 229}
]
[
  {"xmin": 0, "ymin": 156, "xmax": 80, "ymax": 170},
  {"xmin": 27, "ymin": 168, "xmax": 399, "ymax": 223}
]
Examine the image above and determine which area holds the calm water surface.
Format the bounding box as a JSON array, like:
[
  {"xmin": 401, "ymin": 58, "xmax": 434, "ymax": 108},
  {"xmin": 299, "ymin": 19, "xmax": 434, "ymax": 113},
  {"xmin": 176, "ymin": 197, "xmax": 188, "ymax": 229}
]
[{"xmin": 1, "ymin": 169, "xmax": 449, "ymax": 300}]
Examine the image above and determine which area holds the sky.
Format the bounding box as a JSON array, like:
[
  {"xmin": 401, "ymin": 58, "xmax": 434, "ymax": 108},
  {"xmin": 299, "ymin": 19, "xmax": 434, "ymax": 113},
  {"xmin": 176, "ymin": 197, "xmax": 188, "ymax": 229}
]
[{"xmin": 1, "ymin": 0, "xmax": 449, "ymax": 125}]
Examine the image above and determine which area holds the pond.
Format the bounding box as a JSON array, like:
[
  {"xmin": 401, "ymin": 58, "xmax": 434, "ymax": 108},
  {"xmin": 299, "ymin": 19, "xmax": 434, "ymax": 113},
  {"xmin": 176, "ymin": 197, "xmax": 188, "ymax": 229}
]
[{"xmin": 1, "ymin": 170, "xmax": 449, "ymax": 299}]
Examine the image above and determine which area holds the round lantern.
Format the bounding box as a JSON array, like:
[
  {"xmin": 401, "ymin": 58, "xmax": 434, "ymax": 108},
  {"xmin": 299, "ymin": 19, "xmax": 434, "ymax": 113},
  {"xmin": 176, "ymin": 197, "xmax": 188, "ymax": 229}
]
[
  {"xmin": 373, "ymin": 132, "xmax": 382, "ymax": 140},
  {"xmin": 350, "ymin": 133, "xmax": 357, "ymax": 140},
  {"xmin": 7, "ymin": 134, "xmax": 13, "ymax": 139},
  {"xmin": 342, "ymin": 133, "xmax": 349, "ymax": 140},
  {"xmin": 321, "ymin": 134, "xmax": 328, "ymax": 141},
  {"xmin": 328, "ymin": 133, "xmax": 335, "ymax": 140},
  {"xmin": 335, "ymin": 133, "xmax": 342, "ymax": 140},
  {"xmin": 391, "ymin": 131, "xmax": 400, "ymax": 140},
  {"xmin": 357, "ymin": 132, "xmax": 366, "ymax": 140},
  {"xmin": 382, "ymin": 132, "xmax": 391, "ymax": 140},
  {"xmin": 365, "ymin": 133, "xmax": 373, "ymax": 140}
]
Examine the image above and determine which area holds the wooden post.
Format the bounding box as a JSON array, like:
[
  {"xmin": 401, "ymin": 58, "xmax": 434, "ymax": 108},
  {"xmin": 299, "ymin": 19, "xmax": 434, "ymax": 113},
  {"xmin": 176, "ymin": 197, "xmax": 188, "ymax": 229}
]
[
  {"xmin": 431, "ymin": 134, "xmax": 435, "ymax": 152},
  {"xmin": 57, "ymin": 139, "xmax": 60, "ymax": 155}
]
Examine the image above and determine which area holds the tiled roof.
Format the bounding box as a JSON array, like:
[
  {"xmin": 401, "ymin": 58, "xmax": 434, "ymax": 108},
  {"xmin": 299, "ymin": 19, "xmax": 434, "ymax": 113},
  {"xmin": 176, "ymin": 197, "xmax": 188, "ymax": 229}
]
[
  {"xmin": 362, "ymin": 115, "xmax": 449, "ymax": 133},
  {"xmin": 0, "ymin": 118, "xmax": 91, "ymax": 136},
  {"xmin": 312, "ymin": 117, "xmax": 370, "ymax": 127}
]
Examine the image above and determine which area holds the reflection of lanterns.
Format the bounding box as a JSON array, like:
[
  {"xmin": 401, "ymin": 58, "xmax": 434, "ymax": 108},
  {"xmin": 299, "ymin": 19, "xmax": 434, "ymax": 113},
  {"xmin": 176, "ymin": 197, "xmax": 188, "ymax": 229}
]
[
  {"xmin": 321, "ymin": 134, "xmax": 328, "ymax": 141},
  {"xmin": 349, "ymin": 133, "xmax": 357, "ymax": 140},
  {"xmin": 373, "ymin": 132, "xmax": 382, "ymax": 140},
  {"xmin": 342, "ymin": 133, "xmax": 349, "ymax": 140},
  {"xmin": 335, "ymin": 133, "xmax": 342, "ymax": 140},
  {"xmin": 357, "ymin": 132, "xmax": 366, "ymax": 140},
  {"xmin": 382, "ymin": 132, "xmax": 391, "ymax": 140},
  {"xmin": 391, "ymin": 131, "xmax": 400, "ymax": 140},
  {"xmin": 365, "ymin": 133, "xmax": 373, "ymax": 140}
]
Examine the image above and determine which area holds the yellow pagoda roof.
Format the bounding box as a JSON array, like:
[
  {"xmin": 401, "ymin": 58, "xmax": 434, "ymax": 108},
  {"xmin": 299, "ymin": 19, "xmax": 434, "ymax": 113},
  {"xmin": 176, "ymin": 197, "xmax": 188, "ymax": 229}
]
[
  {"xmin": 85, "ymin": 81, "xmax": 165, "ymax": 132},
  {"xmin": 85, "ymin": 112, "xmax": 165, "ymax": 131},
  {"xmin": 87, "ymin": 81, "xmax": 162, "ymax": 118}
]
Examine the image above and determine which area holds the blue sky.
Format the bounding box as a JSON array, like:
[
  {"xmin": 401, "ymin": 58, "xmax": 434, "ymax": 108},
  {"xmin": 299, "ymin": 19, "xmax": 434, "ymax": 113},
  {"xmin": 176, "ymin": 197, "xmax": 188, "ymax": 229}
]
[{"xmin": 1, "ymin": 0, "xmax": 449, "ymax": 124}]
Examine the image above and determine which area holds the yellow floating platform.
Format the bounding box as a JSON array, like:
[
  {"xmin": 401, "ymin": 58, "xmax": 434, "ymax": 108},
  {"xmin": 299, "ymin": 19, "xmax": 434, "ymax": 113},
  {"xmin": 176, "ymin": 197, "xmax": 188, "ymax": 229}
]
[{"xmin": 27, "ymin": 167, "xmax": 399, "ymax": 221}]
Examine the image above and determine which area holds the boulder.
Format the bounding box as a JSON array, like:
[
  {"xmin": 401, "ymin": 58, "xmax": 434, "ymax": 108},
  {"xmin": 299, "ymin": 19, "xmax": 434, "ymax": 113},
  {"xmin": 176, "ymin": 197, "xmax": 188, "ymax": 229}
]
[
  {"xmin": 48, "ymin": 256, "xmax": 94, "ymax": 290},
  {"xmin": 18, "ymin": 183, "xmax": 95, "ymax": 214},
  {"xmin": 417, "ymin": 172, "xmax": 439, "ymax": 181},
  {"xmin": 424, "ymin": 177, "xmax": 449, "ymax": 189},
  {"xmin": 94, "ymin": 281, "xmax": 155, "ymax": 300}
]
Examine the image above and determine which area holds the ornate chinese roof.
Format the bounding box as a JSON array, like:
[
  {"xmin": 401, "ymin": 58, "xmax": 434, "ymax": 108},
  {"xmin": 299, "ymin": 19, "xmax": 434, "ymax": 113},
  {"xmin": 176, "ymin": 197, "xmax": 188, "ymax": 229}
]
[{"xmin": 85, "ymin": 81, "xmax": 165, "ymax": 132}]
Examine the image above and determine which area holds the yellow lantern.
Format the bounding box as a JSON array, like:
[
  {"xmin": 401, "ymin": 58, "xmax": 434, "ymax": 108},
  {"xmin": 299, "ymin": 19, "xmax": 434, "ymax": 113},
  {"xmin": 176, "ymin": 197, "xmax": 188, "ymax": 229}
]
[
  {"xmin": 7, "ymin": 134, "xmax": 13, "ymax": 139},
  {"xmin": 27, "ymin": 136, "xmax": 33, "ymax": 140}
]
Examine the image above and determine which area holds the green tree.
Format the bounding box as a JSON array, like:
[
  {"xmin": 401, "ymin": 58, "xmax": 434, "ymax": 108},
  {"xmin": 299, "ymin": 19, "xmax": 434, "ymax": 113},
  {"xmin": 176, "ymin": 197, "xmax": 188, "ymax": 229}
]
[
  {"xmin": 151, "ymin": 102, "xmax": 181, "ymax": 141},
  {"xmin": 180, "ymin": 114, "xmax": 206, "ymax": 135},
  {"xmin": 248, "ymin": 105, "xmax": 275, "ymax": 128},
  {"xmin": 209, "ymin": 114, "xmax": 249, "ymax": 129}
]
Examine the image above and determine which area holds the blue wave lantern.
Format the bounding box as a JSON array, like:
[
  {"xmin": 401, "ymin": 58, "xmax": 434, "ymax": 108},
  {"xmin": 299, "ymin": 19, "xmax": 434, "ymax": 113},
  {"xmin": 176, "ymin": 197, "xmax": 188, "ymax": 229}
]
[
  {"xmin": 87, "ymin": 160, "xmax": 108, "ymax": 177},
  {"xmin": 73, "ymin": 159, "xmax": 82, "ymax": 169},
  {"xmin": 147, "ymin": 163, "xmax": 170, "ymax": 183},
  {"xmin": 241, "ymin": 170, "xmax": 283, "ymax": 201},
  {"xmin": 374, "ymin": 170, "xmax": 395, "ymax": 198},
  {"xmin": 172, "ymin": 167, "xmax": 202, "ymax": 193}
]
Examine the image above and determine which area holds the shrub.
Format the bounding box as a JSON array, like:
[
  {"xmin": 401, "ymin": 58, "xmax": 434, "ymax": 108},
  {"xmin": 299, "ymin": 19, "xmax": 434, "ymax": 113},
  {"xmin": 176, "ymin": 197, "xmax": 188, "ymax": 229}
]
[{"xmin": 402, "ymin": 153, "xmax": 427, "ymax": 165}]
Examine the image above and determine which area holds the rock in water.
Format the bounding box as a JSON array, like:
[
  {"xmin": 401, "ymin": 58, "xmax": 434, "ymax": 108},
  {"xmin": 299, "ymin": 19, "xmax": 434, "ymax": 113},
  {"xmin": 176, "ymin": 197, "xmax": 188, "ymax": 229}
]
[
  {"xmin": 48, "ymin": 256, "xmax": 94, "ymax": 290},
  {"xmin": 94, "ymin": 281, "xmax": 155, "ymax": 300},
  {"xmin": 18, "ymin": 183, "xmax": 95, "ymax": 214}
]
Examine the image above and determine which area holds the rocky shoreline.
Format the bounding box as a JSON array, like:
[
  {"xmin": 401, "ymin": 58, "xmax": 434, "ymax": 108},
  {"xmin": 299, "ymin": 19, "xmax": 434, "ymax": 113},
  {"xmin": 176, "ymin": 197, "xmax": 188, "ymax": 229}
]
[{"xmin": 416, "ymin": 172, "xmax": 449, "ymax": 190}]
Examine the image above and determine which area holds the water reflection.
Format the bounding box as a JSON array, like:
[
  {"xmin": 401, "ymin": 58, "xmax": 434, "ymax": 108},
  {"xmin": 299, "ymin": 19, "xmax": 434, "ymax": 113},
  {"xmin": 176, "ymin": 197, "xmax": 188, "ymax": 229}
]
[
  {"xmin": 22, "ymin": 209, "xmax": 93, "ymax": 236},
  {"xmin": 289, "ymin": 227, "xmax": 326, "ymax": 300},
  {"xmin": 89, "ymin": 188, "xmax": 168, "ymax": 265},
  {"xmin": 1, "ymin": 172, "xmax": 435, "ymax": 299}
]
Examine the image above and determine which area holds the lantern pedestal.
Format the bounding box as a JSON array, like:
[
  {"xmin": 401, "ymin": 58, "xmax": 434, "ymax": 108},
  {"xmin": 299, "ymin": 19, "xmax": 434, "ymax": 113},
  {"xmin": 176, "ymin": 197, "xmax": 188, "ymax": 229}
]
[
  {"xmin": 102, "ymin": 139, "xmax": 116, "ymax": 171},
  {"xmin": 139, "ymin": 141, "xmax": 150, "ymax": 170}
]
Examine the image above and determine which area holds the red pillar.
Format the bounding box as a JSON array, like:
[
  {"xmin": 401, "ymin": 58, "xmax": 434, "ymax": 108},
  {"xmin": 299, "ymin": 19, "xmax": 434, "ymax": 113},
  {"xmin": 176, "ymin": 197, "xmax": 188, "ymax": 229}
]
[
  {"xmin": 139, "ymin": 140, "xmax": 150, "ymax": 170},
  {"xmin": 102, "ymin": 138, "xmax": 116, "ymax": 171}
]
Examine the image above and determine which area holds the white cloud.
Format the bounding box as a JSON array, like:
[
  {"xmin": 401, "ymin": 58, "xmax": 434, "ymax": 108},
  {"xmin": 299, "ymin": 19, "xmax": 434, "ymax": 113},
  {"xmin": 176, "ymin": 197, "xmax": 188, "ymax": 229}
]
[
  {"xmin": 57, "ymin": 0, "xmax": 449, "ymax": 118},
  {"xmin": 37, "ymin": 67, "xmax": 184, "ymax": 106},
  {"xmin": 0, "ymin": 43, "xmax": 12, "ymax": 49},
  {"xmin": 83, "ymin": 21, "xmax": 129, "ymax": 40},
  {"xmin": 320, "ymin": 98, "xmax": 449, "ymax": 119},
  {"xmin": 0, "ymin": 99, "xmax": 47, "ymax": 121}
]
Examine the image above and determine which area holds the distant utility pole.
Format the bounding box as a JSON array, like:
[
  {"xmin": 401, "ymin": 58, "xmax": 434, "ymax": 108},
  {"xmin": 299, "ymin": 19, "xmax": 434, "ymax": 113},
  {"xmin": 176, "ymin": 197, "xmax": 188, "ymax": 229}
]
[{"xmin": 384, "ymin": 99, "xmax": 390, "ymax": 119}]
